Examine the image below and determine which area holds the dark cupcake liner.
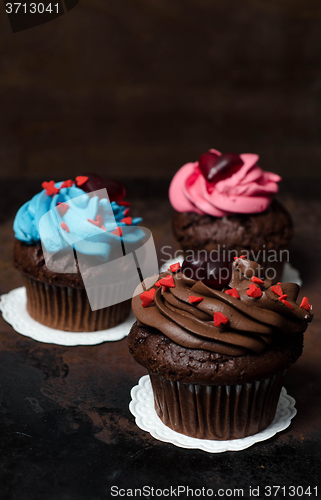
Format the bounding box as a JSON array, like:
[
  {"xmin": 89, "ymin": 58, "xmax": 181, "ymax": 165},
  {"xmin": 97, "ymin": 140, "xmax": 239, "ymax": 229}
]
[
  {"xmin": 23, "ymin": 275, "xmax": 131, "ymax": 332},
  {"xmin": 149, "ymin": 370, "xmax": 287, "ymax": 440}
]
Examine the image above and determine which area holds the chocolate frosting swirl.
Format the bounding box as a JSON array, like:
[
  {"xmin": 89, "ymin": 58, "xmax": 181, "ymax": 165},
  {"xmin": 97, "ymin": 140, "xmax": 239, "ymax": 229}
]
[{"xmin": 132, "ymin": 258, "xmax": 313, "ymax": 356}]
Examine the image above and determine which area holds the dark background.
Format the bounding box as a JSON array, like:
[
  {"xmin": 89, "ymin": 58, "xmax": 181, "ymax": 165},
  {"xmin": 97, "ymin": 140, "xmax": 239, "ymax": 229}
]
[{"xmin": 1, "ymin": 0, "xmax": 321, "ymax": 181}]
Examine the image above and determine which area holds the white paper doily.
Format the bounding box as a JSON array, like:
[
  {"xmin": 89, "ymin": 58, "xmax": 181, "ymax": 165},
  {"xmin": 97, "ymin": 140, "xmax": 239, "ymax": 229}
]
[
  {"xmin": 129, "ymin": 375, "xmax": 297, "ymax": 453},
  {"xmin": 0, "ymin": 287, "xmax": 134, "ymax": 346},
  {"xmin": 161, "ymin": 257, "xmax": 302, "ymax": 286}
]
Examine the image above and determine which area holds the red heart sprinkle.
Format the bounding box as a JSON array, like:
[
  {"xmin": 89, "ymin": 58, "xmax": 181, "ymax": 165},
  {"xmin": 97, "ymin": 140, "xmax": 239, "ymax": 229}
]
[
  {"xmin": 88, "ymin": 214, "xmax": 104, "ymax": 227},
  {"xmin": 162, "ymin": 286, "xmax": 168, "ymax": 292},
  {"xmin": 121, "ymin": 217, "xmax": 133, "ymax": 225},
  {"xmin": 124, "ymin": 208, "xmax": 130, "ymax": 216},
  {"xmin": 189, "ymin": 296, "xmax": 203, "ymax": 304},
  {"xmin": 101, "ymin": 225, "xmax": 106, "ymax": 231},
  {"xmin": 97, "ymin": 215, "xmax": 103, "ymax": 226},
  {"xmin": 214, "ymin": 311, "xmax": 229, "ymax": 327},
  {"xmin": 75, "ymin": 176, "xmax": 89, "ymax": 186},
  {"xmin": 57, "ymin": 203, "xmax": 69, "ymax": 216},
  {"xmin": 60, "ymin": 222, "xmax": 70, "ymax": 233},
  {"xmin": 118, "ymin": 201, "xmax": 130, "ymax": 207},
  {"xmin": 281, "ymin": 299, "xmax": 293, "ymax": 309},
  {"xmin": 234, "ymin": 255, "xmax": 246, "ymax": 260},
  {"xmin": 224, "ymin": 288, "xmax": 240, "ymax": 299},
  {"xmin": 42, "ymin": 180, "xmax": 59, "ymax": 196},
  {"xmin": 60, "ymin": 180, "xmax": 74, "ymax": 189},
  {"xmin": 159, "ymin": 275, "xmax": 175, "ymax": 288},
  {"xmin": 251, "ymin": 276, "xmax": 264, "ymax": 284},
  {"xmin": 155, "ymin": 280, "xmax": 161, "ymax": 287},
  {"xmin": 168, "ymin": 262, "xmax": 181, "ymax": 273},
  {"xmin": 271, "ymin": 284, "xmax": 283, "ymax": 297},
  {"xmin": 111, "ymin": 227, "xmax": 122, "ymax": 237},
  {"xmin": 140, "ymin": 288, "xmax": 156, "ymax": 307},
  {"xmin": 300, "ymin": 297, "xmax": 312, "ymax": 311},
  {"xmin": 278, "ymin": 294, "xmax": 288, "ymax": 301},
  {"xmin": 247, "ymin": 283, "xmax": 262, "ymax": 298}
]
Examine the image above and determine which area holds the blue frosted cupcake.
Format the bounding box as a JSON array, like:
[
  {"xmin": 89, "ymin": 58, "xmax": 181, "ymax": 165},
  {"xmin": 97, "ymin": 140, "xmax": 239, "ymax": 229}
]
[{"xmin": 13, "ymin": 175, "xmax": 145, "ymax": 331}]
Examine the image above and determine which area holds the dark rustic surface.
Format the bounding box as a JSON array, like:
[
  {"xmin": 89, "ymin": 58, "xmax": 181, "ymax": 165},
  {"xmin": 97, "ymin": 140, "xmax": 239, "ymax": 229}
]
[
  {"xmin": 1, "ymin": 0, "xmax": 321, "ymax": 180},
  {"xmin": 0, "ymin": 179, "xmax": 320, "ymax": 499}
]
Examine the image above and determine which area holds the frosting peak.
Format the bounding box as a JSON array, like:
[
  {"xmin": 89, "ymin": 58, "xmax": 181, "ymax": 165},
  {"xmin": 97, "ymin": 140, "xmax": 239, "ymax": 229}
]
[
  {"xmin": 169, "ymin": 149, "xmax": 281, "ymax": 216},
  {"xmin": 132, "ymin": 259, "xmax": 313, "ymax": 356}
]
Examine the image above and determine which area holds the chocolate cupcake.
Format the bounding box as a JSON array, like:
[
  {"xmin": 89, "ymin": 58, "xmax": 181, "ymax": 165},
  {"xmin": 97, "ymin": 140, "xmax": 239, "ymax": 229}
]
[
  {"xmin": 13, "ymin": 175, "xmax": 145, "ymax": 332},
  {"xmin": 128, "ymin": 258, "xmax": 313, "ymax": 440},
  {"xmin": 169, "ymin": 150, "xmax": 293, "ymax": 282}
]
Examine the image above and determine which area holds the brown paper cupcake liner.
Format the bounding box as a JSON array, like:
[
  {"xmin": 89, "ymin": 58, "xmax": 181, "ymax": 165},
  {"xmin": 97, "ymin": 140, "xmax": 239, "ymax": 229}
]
[
  {"xmin": 149, "ymin": 370, "xmax": 287, "ymax": 440},
  {"xmin": 23, "ymin": 275, "xmax": 131, "ymax": 332}
]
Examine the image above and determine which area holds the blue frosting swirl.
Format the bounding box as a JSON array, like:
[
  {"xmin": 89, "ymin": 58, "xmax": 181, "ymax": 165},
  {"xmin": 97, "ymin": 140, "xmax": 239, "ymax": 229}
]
[{"xmin": 13, "ymin": 181, "xmax": 144, "ymax": 260}]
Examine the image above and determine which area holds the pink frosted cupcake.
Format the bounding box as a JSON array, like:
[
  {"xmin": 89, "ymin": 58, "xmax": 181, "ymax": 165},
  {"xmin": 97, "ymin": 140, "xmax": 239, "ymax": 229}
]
[{"xmin": 169, "ymin": 149, "xmax": 293, "ymax": 282}]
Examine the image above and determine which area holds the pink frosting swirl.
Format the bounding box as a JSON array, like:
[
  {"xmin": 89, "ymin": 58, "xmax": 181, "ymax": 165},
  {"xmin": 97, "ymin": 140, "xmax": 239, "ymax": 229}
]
[{"xmin": 169, "ymin": 149, "xmax": 281, "ymax": 217}]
